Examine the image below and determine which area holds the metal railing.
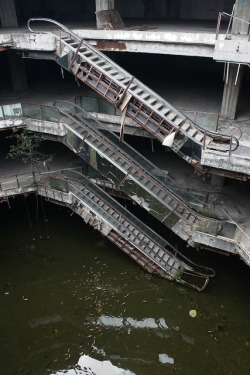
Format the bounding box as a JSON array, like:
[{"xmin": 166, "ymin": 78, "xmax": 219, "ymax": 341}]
[{"xmin": 216, "ymin": 10, "xmax": 250, "ymax": 41}]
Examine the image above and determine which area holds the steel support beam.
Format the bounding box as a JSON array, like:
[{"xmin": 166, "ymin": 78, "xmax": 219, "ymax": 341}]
[{"xmin": 221, "ymin": 63, "xmax": 244, "ymax": 120}]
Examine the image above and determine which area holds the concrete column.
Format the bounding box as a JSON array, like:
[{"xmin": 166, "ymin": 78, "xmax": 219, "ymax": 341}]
[
  {"xmin": 0, "ymin": 0, "xmax": 18, "ymax": 27},
  {"xmin": 7, "ymin": 50, "xmax": 28, "ymax": 92},
  {"xmin": 221, "ymin": 63, "xmax": 244, "ymax": 119},
  {"xmin": 232, "ymin": 0, "xmax": 250, "ymax": 35},
  {"xmin": 95, "ymin": 0, "xmax": 115, "ymax": 29},
  {"xmin": 220, "ymin": 0, "xmax": 250, "ymax": 119}
]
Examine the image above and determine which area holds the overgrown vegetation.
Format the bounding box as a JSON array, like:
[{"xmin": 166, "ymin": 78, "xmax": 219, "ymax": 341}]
[{"xmin": 7, "ymin": 128, "xmax": 53, "ymax": 170}]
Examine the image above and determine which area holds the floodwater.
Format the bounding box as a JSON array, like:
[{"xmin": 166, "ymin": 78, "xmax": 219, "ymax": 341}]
[{"xmin": 0, "ymin": 195, "xmax": 250, "ymax": 375}]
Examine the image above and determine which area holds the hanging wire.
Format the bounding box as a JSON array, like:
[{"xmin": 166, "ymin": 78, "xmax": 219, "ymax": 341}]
[
  {"xmin": 24, "ymin": 195, "xmax": 35, "ymax": 241},
  {"xmin": 40, "ymin": 196, "xmax": 50, "ymax": 239}
]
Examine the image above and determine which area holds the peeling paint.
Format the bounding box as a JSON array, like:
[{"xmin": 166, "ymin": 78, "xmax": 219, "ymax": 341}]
[{"xmin": 95, "ymin": 40, "xmax": 127, "ymax": 51}]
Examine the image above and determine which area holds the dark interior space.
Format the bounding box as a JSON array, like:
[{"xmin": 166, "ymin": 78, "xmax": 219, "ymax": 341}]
[
  {"xmin": 7, "ymin": 0, "xmax": 235, "ymax": 27},
  {"xmin": 1, "ymin": 49, "xmax": 249, "ymax": 116},
  {"xmin": 0, "ymin": 51, "xmax": 11, "ymax": 90}
]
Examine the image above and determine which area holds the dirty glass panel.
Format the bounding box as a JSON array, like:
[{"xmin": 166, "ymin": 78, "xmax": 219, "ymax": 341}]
[
  {"xmin": 66, "ymin": 129, "xmax": 82, "ymax": 152},
  {"xmin": 0, "ymin": 106, "xmax": 3, "ymax": 120},
  {"xmin": 78, "ymin": 143, "xmax": 90, "ymax": 165},
  {"xmin": 98, "ymin": 97, "xmax": 115, "ymax": 115},
  {"xmin": 95, "ymin": 151, "xmax": 126, "ymax": 186},
  {"xmin": 51, "ymin": 178, "xmax": 68, "ymax": 192},
  {"xmin": 122, "ymin": 177, "xmax": 180, "ymax": 227},
  {"xmin": 3, "ymin": 103, "xmax": 22, "ymax": 119},
  {"xmin": 22, "ymin": 104, "xmax": 42, "ymax": 120},
  {"xmin": 1, "ymin": 178, "xmax": 19, "ymax": 191},
  {"xmin": 181, "ymin": 110, "xmax": 218, "ymax": 132},
  {"xmin": 98, "ymin": 128, "xmax": 170, "ymax": 180},
  {"xmin": 18, "ymin": 174, "xmax": 34, "ymax": 188},
  {"xmin": 41, "ymin": 106, "xmax": 59, "ymax": 122},
  {"xmin": 196, "ymin": 112, "xmax": 218, "ymax": 132},
  {"xmin": 81, "ymin": 96, "xmax": 98, "ymax": 113},
  {"xmin": 115, "ymin": 107, "xmax": 122, "ymax": 116},
  {"xmin": 75, "ymin": 95, "xmax": 82, "ymax": 108},
  {"xmin": 56, "ymin": 100, "xmax": 77, "ymax": 116},
  {"xmin": 181, "ymin": 110, "xmax": 196, "ymax": 122}
]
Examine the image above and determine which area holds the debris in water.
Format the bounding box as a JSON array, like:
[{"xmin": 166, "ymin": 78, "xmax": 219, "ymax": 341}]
[
  {"xmin": 189, "ymin": 309, "xmax": 197, "ymax": 318},
  {"xmin": 159, "ymin": 353, "xmax": 174, "ymax": 364}
]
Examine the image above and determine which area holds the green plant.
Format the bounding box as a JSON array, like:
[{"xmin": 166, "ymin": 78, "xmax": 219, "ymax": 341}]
[
  {"xmin": 7, "ymin": 128, "xmax": 53, "ymax": 171},
  {"xmin": 173, "ymin": 269, "xmax": 183, "ymax": 281}
]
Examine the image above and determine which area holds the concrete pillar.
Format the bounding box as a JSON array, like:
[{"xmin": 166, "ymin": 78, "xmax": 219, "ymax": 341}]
[
  {"xmin": 95, "ymin": 0, "xmax": 115, "ymax": 29},
  {"xmin": 0, "ymin": 0, "xmax": 18, "ymax": 27},
  {"xmin": 221, "ymin": 63, "xmax": 244, "ymax": 119},
  {"xmin": 220, "ymin": 0, "xmax": 250, "ymax": 119},
  {"xmin": 232, "ymin": 0, "xmax": 250, "ymax": 35},
  {"xmin": 7, "ymin": 50, "xmax": 28, "ymax": 92}
]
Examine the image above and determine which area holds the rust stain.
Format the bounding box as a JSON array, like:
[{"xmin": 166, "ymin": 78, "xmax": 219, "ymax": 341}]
[
  {"xmin": 95, "ymin": 40, "xmax": 127, "ymax": 51},
  {"xmin": 0, "ymin": 46, "xmax": 7, "ymax": 51}
]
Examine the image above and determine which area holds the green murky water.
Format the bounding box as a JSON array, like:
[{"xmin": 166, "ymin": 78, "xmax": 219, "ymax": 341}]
[{"xmin": 0, "ymin": 196, "xmax": 250, "ymax": 375}]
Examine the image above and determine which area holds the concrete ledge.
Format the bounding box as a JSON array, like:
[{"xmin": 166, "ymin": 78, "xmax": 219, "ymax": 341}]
[
  {"xmin": 0, "ymin": 119, "xmax": 24, "ymax": 129},
  {"xmin": 201, "ymin": 148, "xmax": 250, "ymax": 176},
  {"xmin": 26, "ymin": 119, "xmax": 66, "ymax": 136},
  {"xmin": 75, "ymin": 29, "xmax": 220, "ymax": 57},
  {"xmin": 7, "ymin": 33, "xmax": 56, "ymax": 51},
  {"xmin": 0, "ymin": 186, "xmax": 36, "ymax": 198},
  {"xmin": 214, "ymin": 39, "xmax": 250, "ymax": 64},
  {"xmin": 192, "ymin": 231, "xmax": 237, "ymax": 254},
  {"xmin": 0, "ymin": 33, "xmax": 12, "ymax": 47},
  {"xmin": 75, "ymin": 29, "xmax": 218, "ymax": 45},
  {"xmin": 0, "ymin": 29, "xmax": 222, "ymax": 57}
]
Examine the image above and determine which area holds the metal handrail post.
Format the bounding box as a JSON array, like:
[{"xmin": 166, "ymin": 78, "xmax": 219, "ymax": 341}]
[
  {"xmin": 216, "ymin": 12, "xmax": 222, "ymax": 40},
  {"xmin": 229, "ymin": 136, "xmax": 232, "ymax": 156},
  {"xmin": 203, "ymin": 131, "xmax": 206, "ymax": 150}
]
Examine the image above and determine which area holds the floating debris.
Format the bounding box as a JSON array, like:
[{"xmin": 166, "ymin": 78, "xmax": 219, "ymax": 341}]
[
  {"xmin": 159, "ymin": 353, "xmax": 174, "ymax": 365},
  {"xmin": 189, "ymin": 309, "xmax": 197, "ymax": 318}
]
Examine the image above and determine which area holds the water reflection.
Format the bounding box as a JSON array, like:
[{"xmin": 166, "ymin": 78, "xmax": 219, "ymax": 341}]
[
  {"xmin": 50, "ymin": 354, "xmax": 136, "ymax": 375},
  {"xmin": 0, "ymin": 198, "xmax": 250, "ymax": 375},
  {"xmin": 96, "ymin": 315, "xmax": 168, "ymax": 330}
]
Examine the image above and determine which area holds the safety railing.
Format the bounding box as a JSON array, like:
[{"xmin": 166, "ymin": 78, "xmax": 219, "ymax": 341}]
[
  {"xmin": 216, "ymin": 10, "xmax": 250, "ymax": 41},
  {"xmin": 202, "ymin": 130, "xmax": 238, "ymax": 154}
]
